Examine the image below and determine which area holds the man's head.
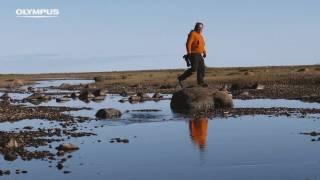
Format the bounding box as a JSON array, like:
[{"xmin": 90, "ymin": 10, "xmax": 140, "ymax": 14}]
[{"xmin": 194, "ymin": 22, "xmax": 204, "ymax": 33}]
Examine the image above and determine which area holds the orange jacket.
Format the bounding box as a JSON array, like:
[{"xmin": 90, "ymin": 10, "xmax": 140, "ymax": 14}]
[
  {"xmin": 189, "ymin": 118, "xmax": 208, "ymax": 149},
  {"xmin": 186, "ymin": 30, "xmax": 206, "ymax": 54}
]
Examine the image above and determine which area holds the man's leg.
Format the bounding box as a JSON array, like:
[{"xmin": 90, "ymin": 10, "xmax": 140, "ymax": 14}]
[
  {"xmin": 178, "ymin": 54, "xmax": 199, "ymax": 87},
  {"xmin": 197, "ymin": 55, "xmax": 205, "ymax": 85}
]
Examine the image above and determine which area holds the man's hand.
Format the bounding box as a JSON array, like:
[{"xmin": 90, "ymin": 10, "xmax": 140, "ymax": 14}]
[
  {"xmin": 183, "ymin": 54, "xmax": 191, "ymax": 67},
  {"xmin": 203, "ymin": 52, "xmax": 207, "ymax": 58},
  {"xmin": 187, "ymin": 53, "xmax": 192, "ymax": 59}
]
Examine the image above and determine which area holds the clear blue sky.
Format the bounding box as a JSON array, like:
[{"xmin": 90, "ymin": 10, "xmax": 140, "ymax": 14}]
[{"xmin": 1, "ymin": 0, "xmax": 320, "ymax": 73}]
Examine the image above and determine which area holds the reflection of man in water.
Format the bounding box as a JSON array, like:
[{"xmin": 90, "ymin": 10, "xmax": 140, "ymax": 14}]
[{"xmin": 189, "ymin": 117, "xmax": 208, "ymax": 150}]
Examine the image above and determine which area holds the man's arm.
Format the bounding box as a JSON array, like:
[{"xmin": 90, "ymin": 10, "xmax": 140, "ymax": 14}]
[
  {"xmin": 186, "ymin": 32, "xmax": 194, "ymax": 55},
  {"xmin": 203, "ymin": 47, "xmax": 207, "ymax": 58}
]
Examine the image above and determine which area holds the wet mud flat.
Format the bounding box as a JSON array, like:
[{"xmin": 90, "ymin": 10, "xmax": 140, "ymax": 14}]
[
  {"xmin": 0, "ymin": 101, "xmax": 90, "ymax": 122},
  {"xmin": 0, "ymin": 100, "xmax": 97, "ymax": 176}
]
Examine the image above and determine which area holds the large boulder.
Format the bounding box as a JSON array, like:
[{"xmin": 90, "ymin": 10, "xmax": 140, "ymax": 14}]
[
  {"xmin": 213, "ymin": 91, "xmax": 234, "ymax": 108},
  {"xmin": 95, "ymin": 108, "xmax": 122, "ymax": 119},
  {"xmin": 170, "ymin": 87, "xmax": 214, "ymax": 112}
]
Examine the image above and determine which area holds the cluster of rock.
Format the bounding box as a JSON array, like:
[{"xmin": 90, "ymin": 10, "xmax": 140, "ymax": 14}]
[
  {"xmin": 45, "ymin": 83, "xmax": 109, "ymax": 103},
  {"xmin": 22, "ymin": 89, "xmax": 108, "ymax": 104},
  {"xmin": 23, "ymin": 93, "xmax": 51, "ymax": 105},
  {"xmin": 109, "ymin": 138, "xmax": 129, "ymax": 143},
  {"xmin": 228, "ymin": 82, "xmax": 265, "ymax": 99},
  {"xmin": 94, "ymin": 87, "xmax": 233, "ymax": 119},
  {"xmin": 77, "ymin": 89, "xmax": 108, "ymax": 103},
  {"xmin": 95, "ymin": 92, "xmax": 165, "ymax": 119},
  {"xmin": 0, "ymin": 101, "xmax": 87, "ymax": 122},
  {"xmin": 0, "ymin": 93, "xmax": 11, "ymax": 102},
  {"xmin": 26, "ymin": 86, "xmax": 48, "ymax": 93},
  {"xmin": 119, "ymin": 92, "xmax": 164, "ymax": 103}
]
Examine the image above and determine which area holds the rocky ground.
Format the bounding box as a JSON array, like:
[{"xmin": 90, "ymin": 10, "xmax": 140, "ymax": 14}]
[
  {"xmin": 0, "ymin": 100, "xmax": 97, "ymax": 176},
  {"xmin": 0, "ymin": 101, "xmax": 90, "ymax": 123},
  {"xmin": 1, "ymin": 65, "xmax": 315, "ymax": 102}
]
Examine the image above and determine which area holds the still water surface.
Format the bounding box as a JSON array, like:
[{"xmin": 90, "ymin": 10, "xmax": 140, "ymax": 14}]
[{"xmin": 1, "ymin": 80, "xmax": 320, "ymax": 180}]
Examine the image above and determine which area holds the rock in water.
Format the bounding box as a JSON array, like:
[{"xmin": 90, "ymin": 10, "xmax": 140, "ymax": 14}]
[
  {"xmin": 84, "ymin": 83, "xmax": 97, "ymax": 89},
  {"xmin": 170, "ymin": 87, "xmax": 214, "ymax": 112},
  {"xmin": 4, "ymin": 152, "xmax": 17, "ymax": 161},
  {"xmin": 24, "ymin": 93, "xmax": 51, "ymax": 105},
  {"xmin": 137, "ymin": 92, "xmax": 150, "ymax": 99},
  {"xmin": 71, "ymin": 92, "xmax": 80, "ymax": 98},
  {"xmin": 95, "ymin": 108, "xmax": 122, "ymax": 119},
  {"xmin": 128, "ymin": 95, "xmax": 141, "ymax": 102},
  {"xmin": 56, "ymin": 150, "xmax": 65, "ymax": 156},
  {"xmin": 56, "ymin": 97, "xmax": 70, "ymax": 103},
  {"xmin": 27, "ymin": 86, "xmax": 35, "ymax": 92},
  {"xmin": 120, "ymin": 89, "xmax": 128, "ymax": 97},
  {"xmin": 93, "ymin": 89, "xmax": 108, "ymax": 97},
  {"xmin": 79, "ymin": 90, "xmax": 95, "ymax": 100},
  {"xmin": 5, "ymin": 138, "xmax": 20, "ymax": 149},
  {"xmin": 92, "ymin": 96, "xmax": 106, "ymax": 102},
  {"xmin": 56, "ymin": 143, "xmax": 79, "ymax": 151},
  {"xmin": 152, "ymin": 92, "xmax": 163, "ymax": 99},
  {"xmin": 0, "ymin": 93, "xmax": 11, "ymax": 101},
  {"xmin": 213, "ymin": 91, "xmax": 234, "ymax": 108}
]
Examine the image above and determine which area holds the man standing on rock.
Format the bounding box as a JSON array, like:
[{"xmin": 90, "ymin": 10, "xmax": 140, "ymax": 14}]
[{"xmin": 178, "ymin": 22, "xmax": 207, "ymax": 88}]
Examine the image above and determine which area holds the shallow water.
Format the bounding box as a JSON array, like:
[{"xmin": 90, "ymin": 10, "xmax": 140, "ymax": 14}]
[
  {"xmin": 234, "ymin": 99, "xmax": 320, "ymax": 109},
  {"xmin": 1, "ymin": 80, "xmax": 320, "ymax": 180},
  {"xmin": 2, "ymin": 116, "xmax": 320, "ymax": 180},
  {"xmin": 31, "ymin": 79, "xmax": 94, "ymax": 88}
]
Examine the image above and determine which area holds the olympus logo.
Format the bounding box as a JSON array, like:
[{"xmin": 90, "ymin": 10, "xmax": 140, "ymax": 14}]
[{"xmin": 16, "ymin": 8, "xmax": 59, "ymax": 18}]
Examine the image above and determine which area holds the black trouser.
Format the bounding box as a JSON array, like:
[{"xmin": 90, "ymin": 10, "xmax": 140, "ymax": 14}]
[{"xmin": 178, "ymin": 53, "xmax": 205, "ymax": 85}]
